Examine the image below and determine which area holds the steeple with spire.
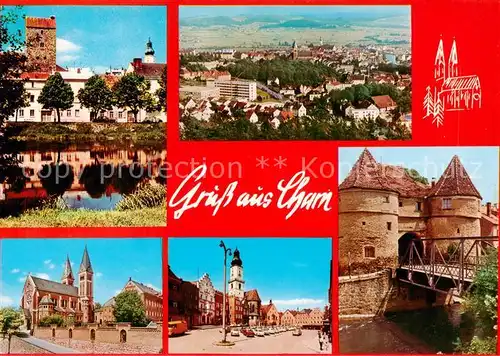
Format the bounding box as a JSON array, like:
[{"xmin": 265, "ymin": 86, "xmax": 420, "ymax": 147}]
[
  {"xmin": 228, "ymin": 247, "xmax": 245, "ymax": 299},
  {"xmin": 448, "ymin": 38, "xmax": 458, "ymax": 78},
  {"xmin": 61, "ymin": 255, "xmax": 74, "ymax": 286},
  {"xmin": 78, "ymin": 245, "xmax": 94, "ymax": 323},
  {"xmin": 434, "ymin": 36, "xmax": 446, "ymax": 81},
  {"xmin": 144, "ymin": 37, "xmax": 156, "ymax": 64}
]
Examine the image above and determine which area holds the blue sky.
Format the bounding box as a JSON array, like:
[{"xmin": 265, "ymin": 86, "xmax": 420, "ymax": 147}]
[
  {"xmin": 6, "ymin": 6, "xmax": 166, "ymax": 73},
  {"xmin": 169, "ymin": 238, "xmax": 331, "ymax": 311},
  {"xmin": 180, "ymin": 5, "xmax": 409, "ymax": 19},
  {"xmin": 0, "ymin": 238, "xmax": 162, "ymax": 308},
  {"xmin": 339, "ymin": 147, "xmax": 499, "ymax": 203}
]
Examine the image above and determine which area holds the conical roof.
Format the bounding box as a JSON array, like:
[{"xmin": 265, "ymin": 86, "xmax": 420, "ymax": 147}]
[
  {"xmin": 428, "ymin": 155, "xmax": 482, "ymax": 198},
  {"xmin": 339, "ymin": 149, "xmax": 396, "ymax": 192},
  {"xmin": 231, "ymin": 248, "xmax": 243, "ymax": 267},
  {"xmin": 79, "ymin": 245, "xmax": 93, "ymax": 273},
  {"xmin": 62, "ymin": 255, "xmax": 74, "ymax": 280}
]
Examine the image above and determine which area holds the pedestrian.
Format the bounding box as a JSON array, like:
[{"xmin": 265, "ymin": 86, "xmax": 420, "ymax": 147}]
[{"xmin": 318, "ymin": 331, "xmax": 323, "ymax": 351}]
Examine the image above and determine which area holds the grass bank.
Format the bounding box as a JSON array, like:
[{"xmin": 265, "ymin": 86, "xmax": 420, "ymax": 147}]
[
  {"xmin": 0, "ymin": 205, "xmax": 166, "ymax": 227},
  {"xmin": 5, "ymin": 122, "xmax": 166, "ymax": 148}
]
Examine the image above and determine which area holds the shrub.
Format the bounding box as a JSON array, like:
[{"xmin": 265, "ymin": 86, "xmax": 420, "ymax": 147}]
[
  {"xmin": 115, "ymin": 183, "xmax": 166, "ymax": 211},
  {"xmin": 39, "ymin": 315, "xmax": 65, "ymax": 327}
]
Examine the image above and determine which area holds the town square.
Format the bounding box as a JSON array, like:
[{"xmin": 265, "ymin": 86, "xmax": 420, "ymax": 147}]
[
  {"xmin": 168, "ymin": 238, "xmax": 332, "ymax": 353},
  {"xmin": 0, "ymin": 238, "xmax": 163, "ymax": 354}
]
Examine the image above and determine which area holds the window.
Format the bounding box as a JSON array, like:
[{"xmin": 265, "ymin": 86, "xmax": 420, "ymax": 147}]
[
  {"xmin": 30, "ymin": 95, "xmax": 35, "ymax": 103},
  {"xmin": 30, "ymin": 109, "xmax": 35, "ymax": 117},
  {"xmin": 75, "ymin": 109, "xmax": 80, "ymax": 117},
  {"xmin": 365, "ymin": 246, "xmax": 375, "ymax": 258},
  {"xmin": 387, "ymin": 222, "xmax": 392, "ymax": 230},
  {"xmin": 385, "ymin": 196, "xmax": 390, "ymax": 203},
  {"xmin": 399, "ymin": 201, "xmax": 403, "ymax": 207},
  {"xmin": 118, "ymin": 111, "xmax": 123, "ymax": 119},
  {"xmin": 416, "ymin": 202, "xmax": 422, "ymax": 211},
  {"xmin": 238, "ymin": 283, "xmax": 241, "ymax": 289},
  {"xmin": 67, "ymin": 110, "xmax": 72, "ymax": 116},
  {"xmin": 362, "ymin": 221, "xmax": 366, "ymax": 226},
  {"xmin": 442, "ymin": 198, "xmax": 452, "ymax": 209},
  {"xmin": 457, "ymin": 228, "xmax": 460, "ymax": 234},
  {"xmin": 40, "ymin": 42, "xmax": 44, "ymax": 47},
  {"xmin": 110, "ymin": 111, "xmax": 114, "ymax": 119},
  {"xmin": 19, "ymin": 109, "xmax": 24, "ymax": 117}
]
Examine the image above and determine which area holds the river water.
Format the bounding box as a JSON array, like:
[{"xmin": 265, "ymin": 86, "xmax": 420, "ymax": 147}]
[
  {"xmin": 0, "ymin": 143, "xmax": 166, "ymax": 217},
  {"xmin": 340, "ymin": 304, "xmax": 474, "ymax": 354}
]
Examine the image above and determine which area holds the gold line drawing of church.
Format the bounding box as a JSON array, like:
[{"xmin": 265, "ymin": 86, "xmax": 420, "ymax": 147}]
[{"xmin": 423, "ymin": 37, "xmax": 481, "ymax": 127}]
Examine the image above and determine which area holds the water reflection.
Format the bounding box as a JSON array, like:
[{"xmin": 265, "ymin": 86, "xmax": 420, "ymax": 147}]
[{"xmin": 0, "ymin": 147, "xmax": 166, "ymax": 217}]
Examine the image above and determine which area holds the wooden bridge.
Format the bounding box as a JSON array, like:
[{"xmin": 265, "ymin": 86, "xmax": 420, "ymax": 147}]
[{"xmin": 397, "ymin": 236, "xmax": 497, "ymax": 297}]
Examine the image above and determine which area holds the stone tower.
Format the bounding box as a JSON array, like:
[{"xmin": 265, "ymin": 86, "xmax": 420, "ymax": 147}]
[
  {"xmin": 25, "ymin": 16, "xmax": 57, "ymax": 73},
  {"xmin": 228, "ymin": 248, "xmax": 245, "ymax": 299},
  {"xmin": 338, "ymin": 149, "xmax": 399, "ymax": 270},
  {"xmin": 144, "ymin": 38, "xmax": 156, "ymax": 64},
  {"xmin": 427, "ymin": 155, "xmax": 481, "ymax": 239},
  {"xmin": 61, "ymin": 255, "xmax": 74, "ymax": 286},
  {"xmin": 291, "ymin": 40, "xmax": 298, "ymax": 60},
  {"xmin": 78, "ymin": 245, "xmax": 94, "ymax": 323}
]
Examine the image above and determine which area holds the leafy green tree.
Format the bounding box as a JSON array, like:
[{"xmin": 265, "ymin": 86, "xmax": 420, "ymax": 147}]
[
  {"xmin": 113, "ymin": 73, "xmax": 151, "ymax": 122},
  {"xmin": 156, "ymin": 66, "xmax": 167, "ymax": 112},
  {"xmin": 38, "ymin": 72, "xmax": 74, "ymax": 123},
  {"xmin": 457, "ymin": 249, "xmax": 498, "ymax": 354},
  {"xmin": 113, "ymin": 290, "xmax": 148, "ymax": 327},
  {"xmin": 0, "ymin": 7, "xmax": 29, "ymax": 124},
  {"xmin": 0, "ymin": 307, "xmax": 24, "ymax": 354},
  {"xmin": 77, "ymin": 75, "xmax": 113, "ymax": 121},
  {"xmin": 404, "ymin": 168, "xmax": 428, "ymax": 185},
  {"xmin": 39, "ymin": 314, "xmax": 65, "ymax": 327}
]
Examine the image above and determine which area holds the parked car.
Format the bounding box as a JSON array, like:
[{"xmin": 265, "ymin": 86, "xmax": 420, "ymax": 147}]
[
  {"xmin": 168, "ymin": 320, "xmax": 187, "ymax": 336},
  {"xmin": 292, "ymin": 328, "xmax": 302, "ymax": 336},
  {"xmin": 241, "ymin": 328, "xmax": 255, "ymax": 337},
  {"xmin": 263, "ymin": 328, "xmax": 270, "ymax": 335},
  {"xmin": 255, "ymin": 329, "xmax": 265, "ymax": 337},
  {"xmin": 231, "ymin": 329, "xmax": 240, "ymax": 337}
]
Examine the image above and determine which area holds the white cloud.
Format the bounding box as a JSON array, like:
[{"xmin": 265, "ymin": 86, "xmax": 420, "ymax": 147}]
[
  {"xmin": 59, "ymin": 54, "xmax": 80, "ymax": 63},
  {"xmin": 19, "ymin": 277, "xmax": 26, "ymax": 283},
  {"xmin": 272, "ymin": 298, "xmax": 325, "ymax": 308},
  {"xmin": 57, "ymin": 38, "xmax": 81, "ymax": 53},
  {"xmin": 36, "ymin": 273, "xmax": 50, "ymax": 280},
  {"xmin": 11, "ymin": 268, "xmax": 20, "ymax": 274},
  {"xmin": 0, "ymin": 295, "xmax": 14, "ymax": 307},
  {"xmin": 95, "ymin": 272, "xmax": 103, "ymax": 278},
  {"xmin": 44, "ymin": 260, "xmax": 52, "ymax": 265}
]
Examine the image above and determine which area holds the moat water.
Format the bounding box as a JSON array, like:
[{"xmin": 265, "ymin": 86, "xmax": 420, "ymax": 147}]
[
  {"xmin": 339, "ymin": 304, "xmax": 475, "ymax": 354},
  {"xmin": 0, "ymin": 143, "xmax": 166, "ymax": 217}
]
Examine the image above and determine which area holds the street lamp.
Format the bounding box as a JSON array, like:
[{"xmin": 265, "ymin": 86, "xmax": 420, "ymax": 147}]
[{"xmin": 219, "ymin": 240, "xmax": 232, "ymax": 345}]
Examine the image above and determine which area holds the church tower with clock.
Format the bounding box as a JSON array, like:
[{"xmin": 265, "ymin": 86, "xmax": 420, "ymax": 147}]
[{"xmin": 228, "ymin": 248, "xmax": 245, "ymax": 299}]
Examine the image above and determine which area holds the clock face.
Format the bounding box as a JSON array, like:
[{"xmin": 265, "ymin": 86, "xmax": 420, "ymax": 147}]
[{"xmin": 24, "ymin": 282, "xmax": 34, "ymax": 308}]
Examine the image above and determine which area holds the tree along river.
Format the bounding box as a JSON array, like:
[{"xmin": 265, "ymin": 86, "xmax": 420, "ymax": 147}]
[{"xmin": 340, "ymin": 304, "xmax": 475, "ymax": 354}]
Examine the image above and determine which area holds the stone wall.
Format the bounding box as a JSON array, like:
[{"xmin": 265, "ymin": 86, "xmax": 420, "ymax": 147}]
[
  {"xmin": 26, "ymin": 26, "xmax": 56, "ymax": 73},
  {"xmin": 339, "ymin": 270, "xmax": 392, "ymax": 317},
  {"xmin": 34, "ymin": 324, "xmax": 162, "ymax": 347}
]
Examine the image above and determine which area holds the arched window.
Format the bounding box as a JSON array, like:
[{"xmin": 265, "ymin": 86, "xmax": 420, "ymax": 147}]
[
  {"xmin": 90, "ymin": 329, "xmax": 96, "ymax": 341},
  {"xmin": 120, "ymin": 330, "xmax": 127, "ymax": 343}
]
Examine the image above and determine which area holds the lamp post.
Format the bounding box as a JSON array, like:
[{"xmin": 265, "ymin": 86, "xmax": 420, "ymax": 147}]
[{"xmin": 219, "ymin": 240, "xmax": 232, "ymax": 344}]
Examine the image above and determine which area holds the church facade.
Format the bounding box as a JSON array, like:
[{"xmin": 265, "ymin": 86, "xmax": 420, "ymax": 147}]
[{"xmin": 20, "ymin": 246, "xmax": 95, "ymax": 329}]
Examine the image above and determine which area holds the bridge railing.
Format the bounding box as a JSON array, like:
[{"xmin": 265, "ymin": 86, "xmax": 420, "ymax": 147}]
[{"xmin": 399, "ymin": 236, "xmax": 497, "ymax": 295}]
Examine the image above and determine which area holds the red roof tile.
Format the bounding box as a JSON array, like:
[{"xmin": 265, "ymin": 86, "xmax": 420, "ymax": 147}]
[
  {"xmin": 244, "ymin": 289, "xmax": 261, "ymax": 302},
  {"xmin": 372, "ymin": 95, "xmax": 397, "ymax": 109},
  {"xmin": 428, "ymin": 155, "xmax": 482, "ymax": 199},
  {"xmin": 20, "ymin": 72, "xmax": 50, "ymax": 80},
  {"xmin": 26, "ymin": 17, "xmax": 56, "ymax": 29},
  {"xmin": 131, "ymin": 62, "xmax": 166, "ymax": 80},
  {"xmin": 339, "ymin": 149, "xmax": 395, "ymax": 193}
]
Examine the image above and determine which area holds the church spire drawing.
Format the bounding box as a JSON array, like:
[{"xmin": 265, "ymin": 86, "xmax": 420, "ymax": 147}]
[{"xmin": 424, "ymin": 36, "xmax": 481, "ymax": 127}]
